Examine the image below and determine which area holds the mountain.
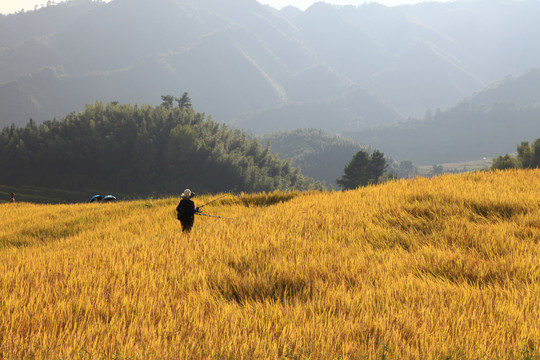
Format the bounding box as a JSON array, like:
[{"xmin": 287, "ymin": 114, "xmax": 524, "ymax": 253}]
[
  {"xmin": 292, "ymin": 2, "xmax": 388, "ymax": 83},
  {"xmin": 1, "ymin": 0, "xmax": 319, "ymax": 127},
  {"xmin": 463, "ymin": 68, "xmax": 540, "ymax": 107},
  {"xmin": 368, "ymin": 40, "xmax": 484, "ymax": 117},
  {"xmin": 342, "ymin": 68, "xmax": 540, "ymax": 165},
  {"xmin": 0, "ymin": 1, "xmax": 101, "ymax": 49},
  {"xmin": 403, "ymin": 0, "xmax": 540, "ymax": 83},
  {"xmin": 1, "ymin": 0, "xmax": 540, "ymax": 163},
  {"xmin": 235, "ymin": 88, "xmax": 401, "ymax": 134}
]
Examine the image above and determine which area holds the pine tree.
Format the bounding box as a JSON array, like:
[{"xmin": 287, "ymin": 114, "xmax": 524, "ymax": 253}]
[
  {"xmin": 336, "ymin": 150, "xmax": 371, "ymax": 189},
  {"xmin": 337, "ymin": 149, "xmax": 387, "ymax": 190}
]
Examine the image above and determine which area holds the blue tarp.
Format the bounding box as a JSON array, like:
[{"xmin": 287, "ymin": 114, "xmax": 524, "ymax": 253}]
[
  {"xmin": 103, "ymin": 195, "xmax": 117, "ymax": 202},
  {"xmin": 90, "ymin": 195, "xmax": 103, "ymax": 202}
]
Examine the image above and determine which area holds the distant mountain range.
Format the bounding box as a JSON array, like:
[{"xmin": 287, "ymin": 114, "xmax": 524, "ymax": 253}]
[
  {"xmin": 343, "ymin": 68, "xmax": 540, "ymax": 165},
  {"xmin": 1, "ymin": 0, "xmax": 540, "ymax": 165}
]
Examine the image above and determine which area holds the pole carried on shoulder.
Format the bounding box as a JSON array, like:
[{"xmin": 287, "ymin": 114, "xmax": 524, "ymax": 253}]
[
  {"xmin": 195, "ymin": 193, "xmax": 234, "ymax": 220},
  {"xmin": 197, "ymin": 194, "xmax": 230, "ymax": 210},
  {"xmin": 196, "ymin": 212, "xmax": 234, "ymax": 220}
]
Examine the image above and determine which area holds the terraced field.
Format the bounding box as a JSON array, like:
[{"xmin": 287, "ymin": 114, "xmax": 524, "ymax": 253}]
[{"xmin": 1, "ymin": 170, "xmax": 539, "ymax": 359}]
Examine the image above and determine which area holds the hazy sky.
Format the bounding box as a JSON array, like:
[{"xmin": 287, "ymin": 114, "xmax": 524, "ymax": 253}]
[{"xmin": 0, "ymin": 0, "xmax": 453, "ymax": 15}]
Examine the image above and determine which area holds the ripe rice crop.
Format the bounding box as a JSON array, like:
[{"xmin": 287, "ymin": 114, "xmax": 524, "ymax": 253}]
[{"xmin": 1, "ymin": 170, "xmax": 539, "ymax": 359}]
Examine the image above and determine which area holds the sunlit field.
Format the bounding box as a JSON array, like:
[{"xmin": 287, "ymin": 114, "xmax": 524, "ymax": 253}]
[{"xmin": 1, "ymin": 170, "xmax": 540, "ymax": 359}]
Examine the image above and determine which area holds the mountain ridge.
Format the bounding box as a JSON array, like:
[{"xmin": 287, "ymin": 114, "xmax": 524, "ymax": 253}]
[{"xmin": 1, "ymin": 0, "xmax": 539, "ymax": 166}]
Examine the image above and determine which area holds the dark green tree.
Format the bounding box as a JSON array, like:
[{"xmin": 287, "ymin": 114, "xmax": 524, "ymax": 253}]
[
  {"xmin": 160, "ymin": 95, "xmax": 175, "ymax": 109},
  {"xmin": 336, "ymin": 150, "xmax": 370, "ymax": 189},
  {"xmin": 337, "ymin": 149, "xmax": 387, "ymax": 190},
  {"xmin": 493, "ymin": 138, "xmax": 540, "ymax": 171},
  {"xmin": 517, "ymin": 141, "xmax": 532, "ymax": 168},
  {"xmin": 492, "ymin": 154, "xmax": 517, "ymax": 170},
  {"xmin": 176, "ymin": 92, "xmax": 192, "ymax": 110},
  {"xmin": 531, "ymin": 138, "xmax": 540, "ymax": 168},
  {"xmin": 370, "ymin": 150, "xmax": 387, "ymax": 183}
]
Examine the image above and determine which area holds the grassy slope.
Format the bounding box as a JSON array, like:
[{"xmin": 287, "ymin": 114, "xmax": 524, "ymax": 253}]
[{"xmin": 1, "ymin": 171, "xmax": 540, "ymax": 359}]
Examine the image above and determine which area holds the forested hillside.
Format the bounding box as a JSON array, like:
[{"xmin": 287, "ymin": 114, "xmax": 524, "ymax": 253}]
[
  {"xmin": 1, "ymin": 0, "xmax": 540, "ymax": 138},
  {"xmin": 258, "ymin": 129, "xmax": 364, "ymax": 187},
  {"xmin": 0, "ymin": 98, "xmax": 320, "ymax": 201}
]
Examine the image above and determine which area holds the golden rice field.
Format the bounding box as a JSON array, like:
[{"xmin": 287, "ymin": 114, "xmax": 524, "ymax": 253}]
[{"xmin": 1, "ymin": 169, "xmax": 540, "ymax": 359}]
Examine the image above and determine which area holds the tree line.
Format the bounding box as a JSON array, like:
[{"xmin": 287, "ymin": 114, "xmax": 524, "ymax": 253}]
[
  {"xmin": 491, "ymin": 139, "xmax": 540, "ymax": 170},
  {"xmin": 0, "ymin": 95, "xmax": 322, "ymax": 198}
]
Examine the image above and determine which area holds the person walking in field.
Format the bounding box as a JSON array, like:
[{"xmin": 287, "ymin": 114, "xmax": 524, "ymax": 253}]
[
  {"xmin": 176, "ymin": 189, "xmax": 200, "ymax": 232},
  {"xmin": 9, "ymin": 192, "xmax": 15, "ymax": 203}
]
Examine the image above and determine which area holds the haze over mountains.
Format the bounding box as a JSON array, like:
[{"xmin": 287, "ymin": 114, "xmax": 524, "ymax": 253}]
[{"xmin": 1, "ymin": 0, "xmax": 540, "ymax": 165}]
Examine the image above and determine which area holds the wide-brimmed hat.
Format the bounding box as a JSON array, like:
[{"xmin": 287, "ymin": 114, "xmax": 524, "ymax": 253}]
[{"xmin": 181, "ymin": 189, "xmax": 194, "ymax": 199}]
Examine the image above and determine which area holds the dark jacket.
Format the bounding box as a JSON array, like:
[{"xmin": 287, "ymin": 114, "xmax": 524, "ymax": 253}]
[{"xmin": 176, "ymin": 199, "xmax": 196, "ymax": 222}]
